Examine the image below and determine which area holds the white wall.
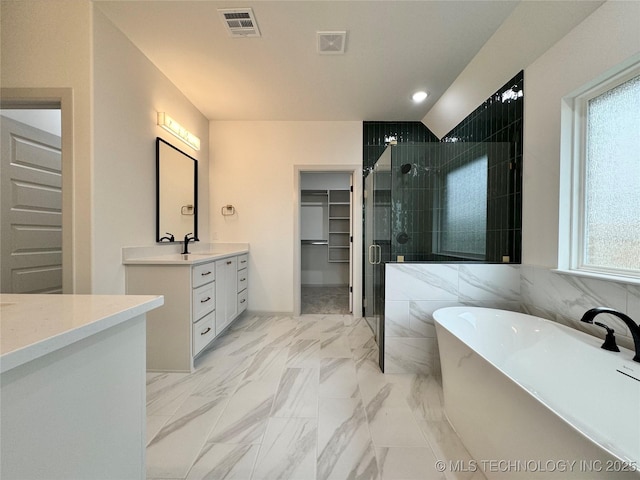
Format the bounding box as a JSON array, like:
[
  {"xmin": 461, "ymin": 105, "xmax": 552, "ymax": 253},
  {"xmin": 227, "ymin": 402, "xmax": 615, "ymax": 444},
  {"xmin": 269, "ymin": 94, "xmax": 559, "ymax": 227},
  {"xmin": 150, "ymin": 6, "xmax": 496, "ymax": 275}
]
[
  {"xmin": 422, "ymin": 1, "xmax": 604, "ymax": 139},
  {"xmin": 1, "ymin": 0, "xmax": 93, "ymax": 292},
  {"xmin": 93, "ymin": 9, "xmax": 210, "ymax": 294},
  {"xmin": 522, "ymin": 0, "xmax": 640, "ymax": 267},
  {"xmin": 209, "ymin": 121, "xmax": 362, "ymax": 312}
]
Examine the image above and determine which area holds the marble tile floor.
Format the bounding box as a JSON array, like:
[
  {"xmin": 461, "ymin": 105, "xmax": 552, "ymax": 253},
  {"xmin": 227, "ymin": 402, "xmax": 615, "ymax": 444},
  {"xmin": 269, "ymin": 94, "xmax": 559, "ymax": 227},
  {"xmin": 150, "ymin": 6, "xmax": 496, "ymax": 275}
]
[
  {"xmin": 301, "ymin": 286, "xmax": 350, "ymax": 315},
  {"xmin": 146, "ymin": 313, "xmax": 486, "ymax": 480}
]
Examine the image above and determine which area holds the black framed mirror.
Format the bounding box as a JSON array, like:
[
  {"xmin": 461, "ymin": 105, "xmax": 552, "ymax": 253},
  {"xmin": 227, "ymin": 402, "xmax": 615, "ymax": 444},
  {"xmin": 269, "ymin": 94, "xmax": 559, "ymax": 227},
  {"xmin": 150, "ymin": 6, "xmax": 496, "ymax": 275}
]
[{"xmin": 156, "ymin": 137, "xmax": 198, "ymax": 243}]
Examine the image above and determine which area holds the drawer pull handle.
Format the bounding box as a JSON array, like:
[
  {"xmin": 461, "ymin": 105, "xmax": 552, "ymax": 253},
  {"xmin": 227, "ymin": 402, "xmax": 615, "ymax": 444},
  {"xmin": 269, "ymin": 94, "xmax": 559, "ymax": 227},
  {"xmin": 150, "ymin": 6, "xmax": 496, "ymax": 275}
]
[
  {"xmin": 240, "ymin": 299, "xmax": 246, "ymax": 304},
  {"xmin": 240, "ymin": 278, "xmax": 246, "ymax": 281},
  {"xmin": 201, "ymin": 271, "xmax": 212, "ymax": 276},
  {"xmin": 201, "ymin": 327, "xmax": 211, "ymax": 335},
  {"xmin": 226, "ymin": 260, "xmax": 232, "ymax": 265},
  {"xmin": 241, "ymin": 260, "xmax": 247, "ymax": 264},
  {"xmin": 201, "ymin": 296, "xmax": 211, "ymax": 303}
]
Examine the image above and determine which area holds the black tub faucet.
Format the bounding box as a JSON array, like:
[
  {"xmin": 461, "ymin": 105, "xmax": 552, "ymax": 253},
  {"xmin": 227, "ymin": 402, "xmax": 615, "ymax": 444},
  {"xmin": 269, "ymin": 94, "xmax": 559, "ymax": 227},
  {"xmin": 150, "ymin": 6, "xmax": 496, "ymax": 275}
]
[
  {"xmin": 182, "ymin": 233, "xmax": 198, "ymax": 254},
  {"xmin": 580, "ymin": 307, "xmax": 640, "ymax": 362}
]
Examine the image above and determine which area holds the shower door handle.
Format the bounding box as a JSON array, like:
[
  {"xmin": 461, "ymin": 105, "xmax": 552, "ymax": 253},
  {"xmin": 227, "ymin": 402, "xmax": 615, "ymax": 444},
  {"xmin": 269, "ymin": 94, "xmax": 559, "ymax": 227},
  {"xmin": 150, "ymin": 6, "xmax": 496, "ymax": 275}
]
[
  {"xmin": 368, "ymin": 244, "xmax": 375, "ymax": 264},
  {"xmin": 375, "ymin": 244, "xmax": 382, "ymax": 264}
]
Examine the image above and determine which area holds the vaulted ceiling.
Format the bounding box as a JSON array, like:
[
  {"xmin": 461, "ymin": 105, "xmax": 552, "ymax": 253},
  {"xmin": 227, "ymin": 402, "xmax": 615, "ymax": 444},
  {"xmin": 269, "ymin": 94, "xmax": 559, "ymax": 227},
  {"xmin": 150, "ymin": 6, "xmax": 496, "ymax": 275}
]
[{"xmin": 95, "ymin": 1, "xmax": 603, "ymax": 122}]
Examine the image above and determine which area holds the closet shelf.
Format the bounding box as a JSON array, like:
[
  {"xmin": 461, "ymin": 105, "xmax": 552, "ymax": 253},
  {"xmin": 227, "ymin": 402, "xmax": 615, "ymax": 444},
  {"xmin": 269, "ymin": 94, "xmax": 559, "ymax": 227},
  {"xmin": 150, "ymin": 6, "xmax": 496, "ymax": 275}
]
[{"xmin": 328, "ymin": 189, "xmax": 350, "ymax": 263}]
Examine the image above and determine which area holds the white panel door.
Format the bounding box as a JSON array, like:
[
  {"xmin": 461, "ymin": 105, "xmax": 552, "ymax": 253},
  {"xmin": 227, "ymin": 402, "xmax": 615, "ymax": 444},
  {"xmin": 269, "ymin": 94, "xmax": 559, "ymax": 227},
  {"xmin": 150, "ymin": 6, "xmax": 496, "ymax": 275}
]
[{"xmin": 1, "ymin": 115, "xmax": 62, "ymax": 293}]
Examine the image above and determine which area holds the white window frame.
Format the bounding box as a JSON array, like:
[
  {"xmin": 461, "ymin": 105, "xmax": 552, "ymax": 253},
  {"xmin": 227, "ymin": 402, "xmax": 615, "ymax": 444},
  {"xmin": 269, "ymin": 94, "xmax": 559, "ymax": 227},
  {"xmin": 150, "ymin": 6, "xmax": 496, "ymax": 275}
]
[{"xmin": 557, "ymin": 57, "xmax": 640, "ymax": 284}]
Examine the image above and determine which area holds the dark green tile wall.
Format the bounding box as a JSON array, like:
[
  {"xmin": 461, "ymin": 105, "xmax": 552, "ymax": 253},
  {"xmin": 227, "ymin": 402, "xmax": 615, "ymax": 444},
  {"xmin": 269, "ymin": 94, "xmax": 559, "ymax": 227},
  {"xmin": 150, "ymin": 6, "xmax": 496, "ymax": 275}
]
[
  {"xmin": 363, "ymin": 121, "xmax": 439, "ymax": 172},
  {"xmin": 442, "ymin": 71, "xmax": 523, "ymax": 263},
  {"xmin": 362, "ymin": 71, "xmax": 523, "ymax": 263}
]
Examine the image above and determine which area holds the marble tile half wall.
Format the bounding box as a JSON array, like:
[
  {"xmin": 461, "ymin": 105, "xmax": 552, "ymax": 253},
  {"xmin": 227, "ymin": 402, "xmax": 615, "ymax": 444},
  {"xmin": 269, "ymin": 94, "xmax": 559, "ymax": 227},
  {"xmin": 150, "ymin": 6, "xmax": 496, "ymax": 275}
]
[
  {"xmin": 384, "ymin": 263, "xmax": 640, "ymax": 376},
  {"xmin": 384, "ymin": 263, "xmax": 521, "ymax": 375}
]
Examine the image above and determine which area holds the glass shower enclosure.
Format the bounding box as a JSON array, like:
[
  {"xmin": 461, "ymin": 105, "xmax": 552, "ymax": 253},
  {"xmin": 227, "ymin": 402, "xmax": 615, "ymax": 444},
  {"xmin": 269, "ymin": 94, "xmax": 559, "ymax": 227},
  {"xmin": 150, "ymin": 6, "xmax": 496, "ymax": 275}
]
[
  {"xmin": 364, "ymin": 141, "xmax": 520, "ymax": 371},
  {"xmin": 364, "ymin": 147, "xmax": 391, "ymax": 370}
]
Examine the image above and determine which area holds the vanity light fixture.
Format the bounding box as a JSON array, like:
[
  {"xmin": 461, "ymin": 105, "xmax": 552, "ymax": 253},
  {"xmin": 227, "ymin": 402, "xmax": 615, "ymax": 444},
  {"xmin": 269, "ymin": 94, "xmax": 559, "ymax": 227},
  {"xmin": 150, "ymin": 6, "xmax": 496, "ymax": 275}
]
[
  {"xmin": 412, "ymin": 91, "xmax": 428, "ymax": 103},
  {"xmin": 157, "ymin": 112, "xmax": 201, "ymax": 151}
]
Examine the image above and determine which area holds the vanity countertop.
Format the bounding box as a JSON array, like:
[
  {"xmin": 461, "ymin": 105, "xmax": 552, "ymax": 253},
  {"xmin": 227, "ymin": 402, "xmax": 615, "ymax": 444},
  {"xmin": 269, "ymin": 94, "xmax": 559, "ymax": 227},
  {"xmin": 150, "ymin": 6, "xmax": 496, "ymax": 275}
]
[
  {"xmin": 122, "ymin": 244, "xmax": 249, "ymax": 265},
  {"xmin": 0, "ymin": 294, "xmax": 163, "ymax": 374}
]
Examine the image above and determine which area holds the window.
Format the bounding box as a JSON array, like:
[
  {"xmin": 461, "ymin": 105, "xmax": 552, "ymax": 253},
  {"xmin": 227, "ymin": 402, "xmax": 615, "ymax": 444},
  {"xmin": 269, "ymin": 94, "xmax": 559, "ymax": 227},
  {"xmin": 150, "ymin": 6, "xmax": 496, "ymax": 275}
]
[
  {"xmin": 439, "ymin": 154, "xmax": 488, "ymax": 258},
  {"xmin": 560, "ymin": 61, "xmax": 640, "ymax": 280}
]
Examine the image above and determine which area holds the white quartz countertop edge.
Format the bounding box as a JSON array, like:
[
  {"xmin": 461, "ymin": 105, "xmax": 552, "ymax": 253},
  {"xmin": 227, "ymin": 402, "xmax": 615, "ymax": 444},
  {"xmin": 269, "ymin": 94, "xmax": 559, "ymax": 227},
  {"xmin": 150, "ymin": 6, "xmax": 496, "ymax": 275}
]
[
  {"xmin": 122, "ymin": 248, "xmax": 249, "ymax": 265},
  {"xmin": 1, "ymin": 295, "xmax": 164, "ymax": 374}
]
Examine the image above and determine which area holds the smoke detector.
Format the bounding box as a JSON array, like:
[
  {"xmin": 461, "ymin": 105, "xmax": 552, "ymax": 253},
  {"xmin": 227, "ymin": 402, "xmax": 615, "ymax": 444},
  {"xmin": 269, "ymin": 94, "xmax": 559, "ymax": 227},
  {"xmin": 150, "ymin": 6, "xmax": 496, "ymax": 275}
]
[
  {"xmin": 218, "ymin": 8, "xmax": 261, "ymax": 37},
  {"xmin": 317, "ymin": 31, "xmax": 347, "ymax": 54}
]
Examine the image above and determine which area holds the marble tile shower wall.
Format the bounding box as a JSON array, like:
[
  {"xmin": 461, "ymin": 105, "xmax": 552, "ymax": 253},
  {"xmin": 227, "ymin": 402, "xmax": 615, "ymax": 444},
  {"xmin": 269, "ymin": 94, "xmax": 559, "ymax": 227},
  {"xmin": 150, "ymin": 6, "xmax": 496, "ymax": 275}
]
[
  {"xmin": 384, "ymin": 263, "xmax": 521, "ymax": 375},
  {"xmin": 385, "ymin": 263, "xmax": 639, "ymax": 375},
  {"xmin": 521, "ymin": 265, "xmax": 640, "ymax": 352}
]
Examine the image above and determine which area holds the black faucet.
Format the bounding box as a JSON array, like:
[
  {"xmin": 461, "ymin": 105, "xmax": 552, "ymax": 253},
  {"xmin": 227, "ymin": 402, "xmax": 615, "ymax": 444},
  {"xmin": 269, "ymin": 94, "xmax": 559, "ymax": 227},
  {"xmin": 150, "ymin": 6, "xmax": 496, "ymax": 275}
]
[
  {"xmin": 182, "ymin": 233, "xmax": 198, "ymax": 254},
  {"xmin": 580, "ymin": 307, "xmax": 640, "ymax": 362},
  {"xmin": 159, "ymin": 232, "xmax": 175, "ymax": 242}
]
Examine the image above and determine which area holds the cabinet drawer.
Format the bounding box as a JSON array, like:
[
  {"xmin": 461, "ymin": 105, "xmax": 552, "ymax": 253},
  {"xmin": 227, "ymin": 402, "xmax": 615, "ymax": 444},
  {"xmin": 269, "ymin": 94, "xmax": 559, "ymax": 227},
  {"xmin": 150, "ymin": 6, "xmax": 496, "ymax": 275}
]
[
  {"xmin": 238, "ymin": 289, "xmax": 248, "ymax": 314},
  {"xmin": 237, "ymin": 268, "xmax": 248, "ymax": 293},
  {"xmin": 193, "ymin": 311, "xmax": 215, "ymax": 356},
  {"xmin": 237, "ymin": 254, "xmax": 248, "ymax": 270},
  {"xmin": 193, "ymin": 282, "xmax": 215, "ymax": 321},
  {"xmin": 192, "ymin": 262, "xmax": 215, "ymax": 288}
]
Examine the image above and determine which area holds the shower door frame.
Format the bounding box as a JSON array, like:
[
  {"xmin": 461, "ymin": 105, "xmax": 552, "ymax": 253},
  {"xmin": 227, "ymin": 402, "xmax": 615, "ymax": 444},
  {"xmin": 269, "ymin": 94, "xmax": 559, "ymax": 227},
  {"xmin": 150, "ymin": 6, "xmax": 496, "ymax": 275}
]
[{"xmin": 363, "ymin": 146, "xmax": 392, "ymax": 372}]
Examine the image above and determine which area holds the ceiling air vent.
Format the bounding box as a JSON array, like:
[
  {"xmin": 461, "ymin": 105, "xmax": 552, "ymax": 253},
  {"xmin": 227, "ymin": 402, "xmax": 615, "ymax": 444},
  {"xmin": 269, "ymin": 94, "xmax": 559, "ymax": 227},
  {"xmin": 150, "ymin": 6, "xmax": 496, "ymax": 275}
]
[
  {"xmin": 218, "ymin": 8, "xmax": 261, "ymax": 38},
  {"xmin": 317, "ymin": 31, "xmax": 347, "ymax": 55}
]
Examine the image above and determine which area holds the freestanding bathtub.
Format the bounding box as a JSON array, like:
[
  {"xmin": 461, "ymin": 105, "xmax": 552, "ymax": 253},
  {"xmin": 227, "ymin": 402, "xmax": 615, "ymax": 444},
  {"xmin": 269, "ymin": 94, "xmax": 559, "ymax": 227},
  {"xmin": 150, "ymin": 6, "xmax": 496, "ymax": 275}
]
[{"xmin": 433, "ymin": 306, "xmax": 640, "ymax": 479}]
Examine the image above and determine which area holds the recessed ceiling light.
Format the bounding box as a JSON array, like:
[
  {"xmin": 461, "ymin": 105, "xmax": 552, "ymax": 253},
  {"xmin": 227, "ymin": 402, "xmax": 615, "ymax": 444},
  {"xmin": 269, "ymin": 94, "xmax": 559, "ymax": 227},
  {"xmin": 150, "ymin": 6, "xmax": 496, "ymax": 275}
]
[{"xmin": 412, "ymin": 91, "xmax": 428, "ymax": 103}]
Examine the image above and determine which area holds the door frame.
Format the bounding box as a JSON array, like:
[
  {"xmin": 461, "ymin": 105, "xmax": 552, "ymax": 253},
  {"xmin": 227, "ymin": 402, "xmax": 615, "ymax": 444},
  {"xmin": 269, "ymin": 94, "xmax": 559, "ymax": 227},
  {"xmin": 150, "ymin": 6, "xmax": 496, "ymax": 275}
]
[
  {"xmin": 293, "ymin": 164, "xmax": 362, "ymax": 317},
  {"xmin": 1, "ymin": 88, "xmax": 74, "ymax": 293}
]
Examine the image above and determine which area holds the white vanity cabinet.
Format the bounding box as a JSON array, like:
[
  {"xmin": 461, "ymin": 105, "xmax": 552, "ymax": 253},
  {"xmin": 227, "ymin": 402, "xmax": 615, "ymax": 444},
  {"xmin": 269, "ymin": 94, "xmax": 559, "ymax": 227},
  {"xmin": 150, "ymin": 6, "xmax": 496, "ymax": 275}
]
[
  {"xmin": 215, "ymin": 256, "xmax": 238, "ymax": 334},
  {"xmin": 124, "ymin": 248, "xmax": 249, "ymax": 372},
  {"xmin": 237, "ymin": 254, "xmax": 248, "ymax": 314},
  {"xmin": 1, "ymin": 294, "xmax": 162, "ymax": 480},
  {"xmin": 215, "ymin": 253, "xmax": 249, "ymax": 334},
  {"xmin": 191, "ymin": 261, "xmax": 216, "ymax": 357}
]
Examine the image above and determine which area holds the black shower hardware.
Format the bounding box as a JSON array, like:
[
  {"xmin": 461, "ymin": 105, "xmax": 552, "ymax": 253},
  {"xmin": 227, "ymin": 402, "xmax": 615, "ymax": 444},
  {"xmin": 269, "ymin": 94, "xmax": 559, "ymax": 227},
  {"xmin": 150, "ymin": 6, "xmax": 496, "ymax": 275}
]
[
  {"xmin": 396, "ymin": 232, "xmax": 410, "ymax": 244},
  {"xmin": 580, "ymin": 307, "xmax": 640, "ymax": 362},
  {"xmin": 159, "ymin": 232, "xmax": 175, "ymax": 242},
  {"xmin": 182, "ymin": 233, "xmax": 198, "ymax": 254},
  {"xmin": 400, "ymin": 163, "xmax": 412, "ymax": 174}
]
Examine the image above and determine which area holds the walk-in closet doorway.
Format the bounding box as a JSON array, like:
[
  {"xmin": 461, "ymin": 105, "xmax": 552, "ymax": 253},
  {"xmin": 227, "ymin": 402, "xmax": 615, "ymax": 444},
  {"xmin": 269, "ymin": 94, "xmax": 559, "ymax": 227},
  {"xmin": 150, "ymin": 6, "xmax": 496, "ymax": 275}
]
[{"xmin": 293, "ymin": 166, "xmax": 362, "ymax": 317}]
